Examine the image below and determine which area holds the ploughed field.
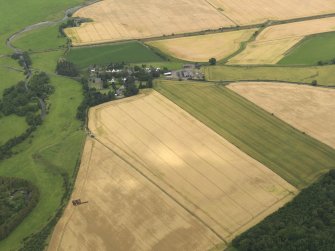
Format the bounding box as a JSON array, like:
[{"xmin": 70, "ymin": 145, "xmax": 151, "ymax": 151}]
[
  {"xmin": 228, "ymin": 82, "xmax": 335, "ymax": 150},
  {"xmin": 49, "ymin": 90, "xmax": 296, "ymax": 250}
]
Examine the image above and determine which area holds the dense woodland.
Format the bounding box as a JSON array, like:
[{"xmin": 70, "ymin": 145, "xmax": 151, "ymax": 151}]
[
  {"xmin": 0, "ymin": 177, "xmax": 39, "ymax": 241},
  {"xmin": 233, "ymin": 170, "xmax": 335, "ymax": 251}
]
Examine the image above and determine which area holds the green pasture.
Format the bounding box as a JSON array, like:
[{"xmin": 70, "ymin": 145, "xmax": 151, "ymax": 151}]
[
  {"xmin": 0, "ymin": 115, "xmax": 28, "ymax": 145},
  {"xmin": 0, "ymin": 61, "xmax": 24, "ymax": 95},
  {"xmin": 0, "ymin": 75, "xmax": 85, "ymax": 250},
  {"xmin": 66, "ymin": 41, "xmax": 164, "ymax": 68},
  {"xmin": 12, "ymin": 25, "xmax": 67, "ymax": 52},
  {"xmin": 0, "ymin": 0, "xmax": 83, "ymax": 54},
  {"xmin": 30, "ymin": 50, "xmax": 65, "ymax": 73},
  {"xmin": 155, "ymin": 80, "xmax": 335, "ymax": 189},
  {"xmin": 279, "ymin": 32, "xmax": 335, "ymax": 65},
  {"xmin": 204, "ymin": 65, "xmax": 335, "ymax": 86}
]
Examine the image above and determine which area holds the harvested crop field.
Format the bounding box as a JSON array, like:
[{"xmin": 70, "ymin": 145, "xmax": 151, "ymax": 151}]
[
  {"xmin": 65, "ymin": 0, "xmax": 234, "ymax": 46},
  {"xmin": 208, "ymin": 0, "xmax": 335, "ymax": 25},
  {"xmin": 146, "ymin": 29, "xmax": 256, "ymax": 62},
  {"xmin": 228, "ymin": 82, "xmax": 335, "ymax": 149},
  {"xmin": 155, "ymin": 80, "xmax": 335, "ymax": 188},
  {"xmin": 49, "ymin": 90, "xmax": 296, "ymax": 250},
  {"xmin": 228, "ymin": 17, "xmax": 335, "ymax": 64}
]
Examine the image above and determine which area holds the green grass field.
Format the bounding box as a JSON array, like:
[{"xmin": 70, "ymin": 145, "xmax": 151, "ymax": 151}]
[
  {"xmin": 155, "ymin": 80, "xmax": 335, "ymax": 188},
  {"xmin": 279, "ymin": 32, "xmax": 335, "ymax": 65},
  {"xmin": 0, "ymin": 115, "xmax": 28, "ymax": 145},
  {"xmin": 12, "ymin": 25, "xmax": 67, "ymax": 52},
  {"xmin": 204, "ymin": 65, "xmax": 335, "ymax": 86},
  {"xmin": 0, "ymin": 64, "xmax": 24, "ymax": 96},
  {"xmin": 31, "ymin": 50, "xmax": 65, "ymax": 73},
  {"xmin": 0, "ymin": 0, "xmax": 83, "ymax": 54},
  {"xmin": 0, "ymin": 75, "xmax": 84, "ymax": 250},
  {"xmin": 66, "ymin": 41, "xmax": 164, "ymax": 68}
]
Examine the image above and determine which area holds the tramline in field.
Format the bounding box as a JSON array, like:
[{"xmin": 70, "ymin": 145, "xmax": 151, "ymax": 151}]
[{"xmin": 49, "ymin": 90, "xmax": 296, "ymax": 251}]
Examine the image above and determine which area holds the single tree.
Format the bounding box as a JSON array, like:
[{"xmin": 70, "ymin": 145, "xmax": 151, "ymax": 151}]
[{"xmin": 209, "ymin": 57, "xmax": 217, "ymax": 65}]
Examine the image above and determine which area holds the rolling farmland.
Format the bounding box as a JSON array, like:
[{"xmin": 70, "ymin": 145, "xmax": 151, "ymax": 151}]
[
  {"xmin": 155, "ymin": 80, "xmax": 335, "ymax": 188},
  {"xmin": 49, "ymin": 91, "xmax": 296, "ymax": 250},
  {"xmin": 208, "ymin": 0, "xmax": 335, "ymax": 25},
  {"xmin": 204, "ymin": 65, "xmax": 335, "ymax": 86},
  {"xmin": 66, "ymin": 42, "xmax": 163, "ymax": 69},
  {"xmin": 228, "ymin": 17, "xmax": 335, "ymax": 65},
  {"xmin": 228, "ymin": 82, "xmax": 335, "ymax": 149},
  {"xmin": 65, "ymin": 0, "xmax": 234, "ymax": 46},
  {"xmin": 146, "ymin": 30, "xmax": 256, "ymax": 62},
  {"xmin": 279, "ymin": 32, "xmax": 335, "ymax": 65}
]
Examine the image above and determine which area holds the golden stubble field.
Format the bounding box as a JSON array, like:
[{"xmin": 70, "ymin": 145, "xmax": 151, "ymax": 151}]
[
  {"xmin": 208, "ymin": 0, "xmax": 335, "ymax": 25},
  {"xmin": 146, "ymin": 29, "xmax": 256, "ymax": 62},
  {"xmin": 228, "ymin": 82, "xmax": 335, "ymax": 149},
  {"xmin": 228, "ymin": 17, "xmax": 335, "ymax": 64},
  {"xmin": 49, "ymin": 90, "xmax": 297, "ymax": 250},
  {"xmin": 65, "ymin": 0, "xmax": 234, "ymax": 46}
]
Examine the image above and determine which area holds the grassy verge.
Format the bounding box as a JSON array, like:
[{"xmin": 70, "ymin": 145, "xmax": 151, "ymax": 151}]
[
  {"xmin": 204, "ymin": 65, "xmax": 335, "ymax": 86},
  {"xmin": 155, "ymin": 80, "xmax": 335, "ymax": 188},
  {"xmin": 278, "ymin": 31, "xmax": 335, "ymax": 65},
  {"xmin": 67, "ymin": 41, "xmax": 165, "ymax": 69}
]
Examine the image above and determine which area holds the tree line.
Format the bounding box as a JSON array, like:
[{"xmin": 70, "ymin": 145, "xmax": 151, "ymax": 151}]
[
  {"xmin": 232, "ymin": 170, "xmax": 335, "ymax": 251},
  {"xmin": 0, "ymin": 72, "xmax": 53, "ymax": 160},
  {"xmin": 76, "ymin": 78, "xmax": 115, "ymax": 121}
]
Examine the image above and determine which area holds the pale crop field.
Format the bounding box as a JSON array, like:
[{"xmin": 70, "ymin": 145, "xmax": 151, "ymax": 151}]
[
  {"xmin": 228, "ymin": 82, "xmax": 335, "ymax": 150},
  {"xmin": 65, "ymin": 0, "xmax": 234, "ymax": 46},
  {"xmin": 228, "ymin": 17, "xmax": 335, "ymax": 64},
  {"xmin": 146, "ymin": 29, "xmax": 256, "ymax": 62},
  {"xmin": 208, "ymin": 0, "xmax": 335, "ymax": 25},
  {"xmin": 48, "ymin": 138, "xmax": 221, "ymax": 251},
  {"xmin": 49, "ymin": 90, "xmax": 297, "ymax": 250}
]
